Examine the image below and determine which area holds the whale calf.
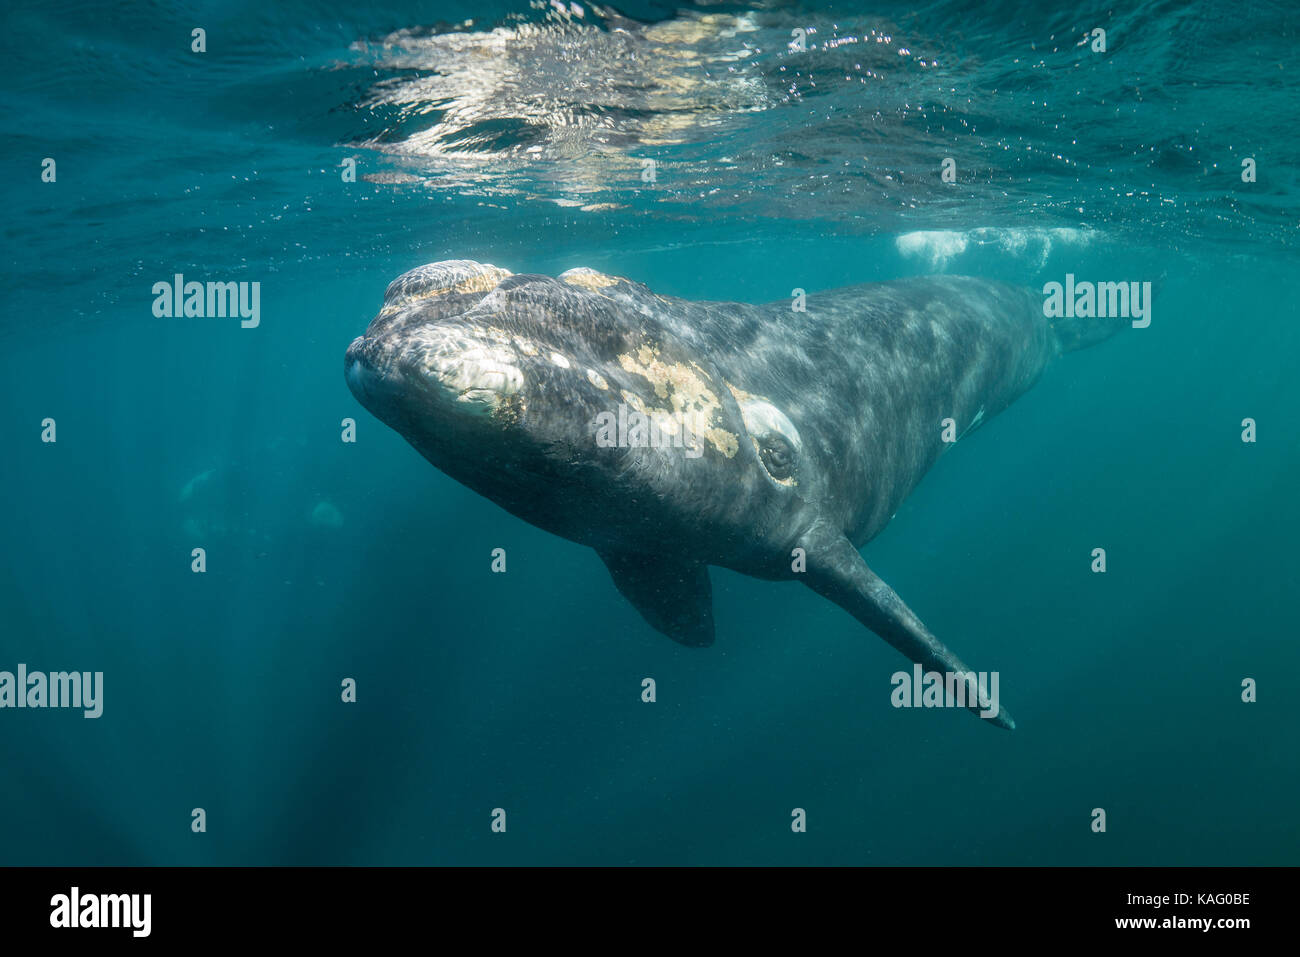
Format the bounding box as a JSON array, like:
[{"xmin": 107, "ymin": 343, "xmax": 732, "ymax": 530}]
[{"xmin": 346, "ymin": 260, "xmax": 1129, "ymax": 728}]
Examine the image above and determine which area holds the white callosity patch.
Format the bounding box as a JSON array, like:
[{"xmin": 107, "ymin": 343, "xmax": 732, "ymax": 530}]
[
  {"xmin": 736, "ymin": 397, "xmax": 801, "ymax": 453},
  {"xmin": 380, "ymin": 260, "xmax": 513, "ymax": 317},
  {"xmin": 559, "ymin": 267, "xmax": 622, "ymax": 291},
  {"xmin": 726, "ymin": 384, "xmax": 801, "ymax": 486},
  {"xmin": 413, "ymin": 330, "xmax": 524, "ymax": 415},
  {"xmin": 586, "ymin": 368, "xmax": 609, "ymax": 390},
  {"xmin": 456, "ymin": 388, "xmax": 507, "ymax": 412},
  {"xmin": 617, "ymin": 344, "xmax": 739, "ymax": 457}
]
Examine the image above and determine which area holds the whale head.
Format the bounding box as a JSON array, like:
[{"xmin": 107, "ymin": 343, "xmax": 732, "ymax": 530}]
[{"xmin": 345, "ymin": 260, "xmax": 802, "ymax": 556}]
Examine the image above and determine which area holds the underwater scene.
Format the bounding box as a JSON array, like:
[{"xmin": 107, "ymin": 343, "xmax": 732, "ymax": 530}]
[{"xmin": 1, "ymin": 0, "xmax": 1297, "ymax": 866}]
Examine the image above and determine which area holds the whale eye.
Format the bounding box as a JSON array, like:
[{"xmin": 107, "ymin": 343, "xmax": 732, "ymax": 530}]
[{"xmin": 757, "ymin": 432, "xmax": 795, "ymax": 480}]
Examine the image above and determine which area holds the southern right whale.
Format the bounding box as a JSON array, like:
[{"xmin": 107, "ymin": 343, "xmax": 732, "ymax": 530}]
[{"xmin": 345, "ymin": 260, "xmax": 1131, "ymax": 729}]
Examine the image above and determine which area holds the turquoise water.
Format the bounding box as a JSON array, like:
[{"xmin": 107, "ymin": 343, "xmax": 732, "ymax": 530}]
[{"xmin": 2, "ymin": 1, "xmax": 1296, "ymax": 865}]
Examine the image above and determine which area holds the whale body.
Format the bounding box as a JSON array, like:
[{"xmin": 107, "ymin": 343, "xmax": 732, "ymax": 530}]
[{"xmin": 345, "ymin": 261, "xmax": 1128, "ymax": 729}]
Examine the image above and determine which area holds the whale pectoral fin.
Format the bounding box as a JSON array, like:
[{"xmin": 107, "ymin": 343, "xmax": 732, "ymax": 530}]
[
  {"xmin": 597, "ymin": 549, "xmax": 715, "ymax": 647},
  {"xmin": 801, "ymin": 533, "xmax": 1015, "ymax": 730}
]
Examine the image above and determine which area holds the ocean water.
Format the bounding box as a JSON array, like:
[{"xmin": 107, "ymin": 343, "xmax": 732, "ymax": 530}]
[{"xmin": 1, "ymin": 0, "xmax": 1296, "ymax": 866}]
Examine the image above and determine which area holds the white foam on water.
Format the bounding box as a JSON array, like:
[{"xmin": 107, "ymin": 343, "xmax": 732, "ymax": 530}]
[{"xmin": 895, "ymin": 226, "xmax": 1097, "ymax": 270}]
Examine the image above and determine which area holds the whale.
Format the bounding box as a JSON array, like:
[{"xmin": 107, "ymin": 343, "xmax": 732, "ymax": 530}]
[{"xmin": 345, "ymin": 260, "xmax": 1129, "ymax": 729}]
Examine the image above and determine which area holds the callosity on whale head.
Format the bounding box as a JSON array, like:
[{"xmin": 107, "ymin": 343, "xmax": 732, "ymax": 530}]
[{"xmin": 345, "ymin": 260, "xmax": 813, "ymax": 563}]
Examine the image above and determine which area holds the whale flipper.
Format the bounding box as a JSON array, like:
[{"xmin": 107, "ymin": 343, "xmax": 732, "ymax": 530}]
[
  {"xmin": 598, "ymin": 550, "xmax": 715, "ymax": 648},
  {"xmin": 802, "ymin": 533, "xmax": 1016, "ymax": 730}
]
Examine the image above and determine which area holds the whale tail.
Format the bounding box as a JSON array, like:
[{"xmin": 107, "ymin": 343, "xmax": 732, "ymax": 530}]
[{"xmin": 800, "ymin": 528, "xmax": 1016, "ymax": 730}]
